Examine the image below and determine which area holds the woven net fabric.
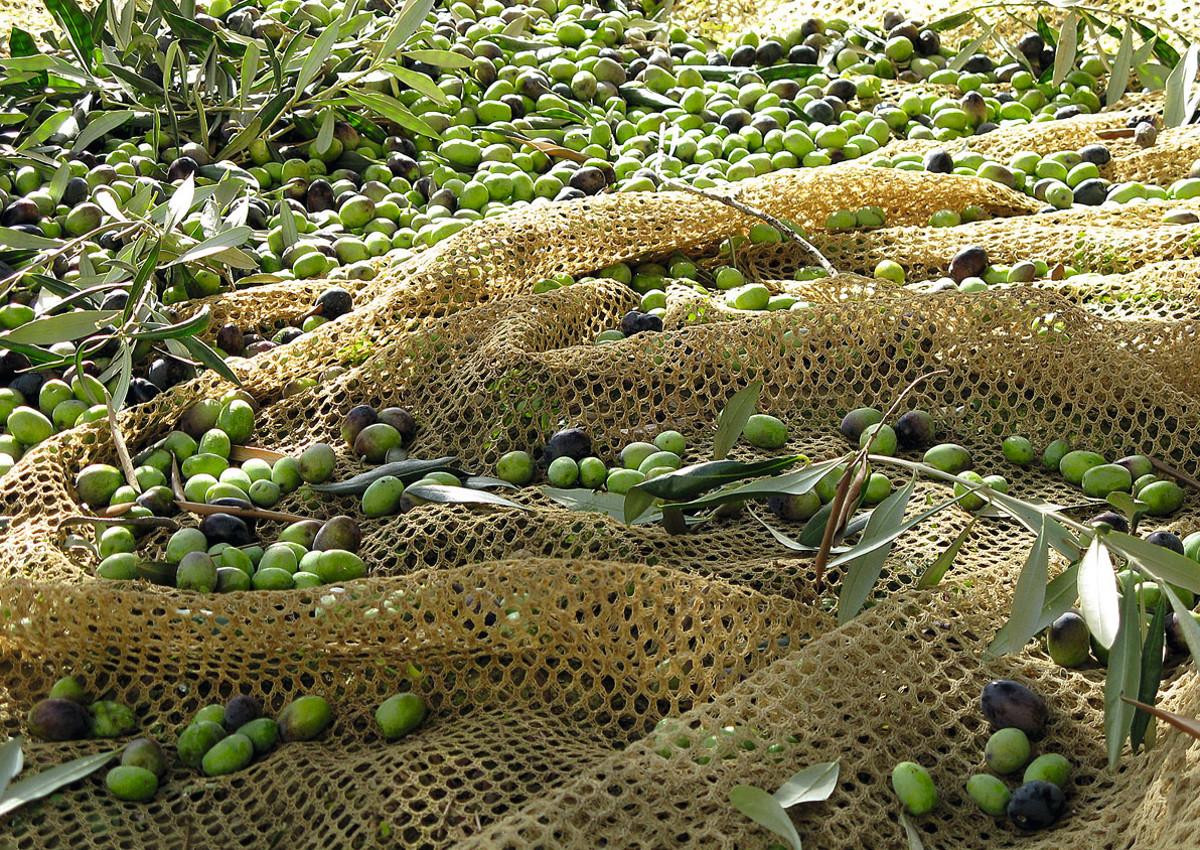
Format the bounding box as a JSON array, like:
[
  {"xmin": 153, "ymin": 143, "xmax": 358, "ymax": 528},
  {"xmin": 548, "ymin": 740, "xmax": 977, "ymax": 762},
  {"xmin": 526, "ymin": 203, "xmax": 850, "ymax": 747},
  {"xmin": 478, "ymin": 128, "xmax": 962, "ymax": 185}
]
[{"xmin": 4, "ymin": 103, "xmax": 1200, "ymax": 849}]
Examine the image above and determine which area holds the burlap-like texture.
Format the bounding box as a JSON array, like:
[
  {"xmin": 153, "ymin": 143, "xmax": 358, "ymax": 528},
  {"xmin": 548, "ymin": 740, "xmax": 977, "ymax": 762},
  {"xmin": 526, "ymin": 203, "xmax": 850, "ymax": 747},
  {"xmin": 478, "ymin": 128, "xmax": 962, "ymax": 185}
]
[{"xmin": 4, "ymin": 106, "xmax": 1200, "ymax": 849}]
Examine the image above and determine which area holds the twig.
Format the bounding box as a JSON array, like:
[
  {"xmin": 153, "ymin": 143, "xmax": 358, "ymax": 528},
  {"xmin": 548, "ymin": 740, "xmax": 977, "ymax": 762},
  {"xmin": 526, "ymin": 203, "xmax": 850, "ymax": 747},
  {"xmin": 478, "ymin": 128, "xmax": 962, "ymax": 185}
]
[
  {"xmin": 1150, "ymin": 457, "xmax": 1200, "ymax": 493},
  {"xmin": 105, "ymin": 396, "xmax": 141, "ymax": 495},
  {"xmin": 813, "ymin": 369, "xmax": 949, "ymax": 591},
  {"xmin": 175, "ymin": 499, "xmax": 315, "ymax": 524},
  {"xmin": 664, "ymin": 179, "xmax": 838, "ymax": 276},
  {"xmin": 58, "ymin": 515, "xmax": 180, "ymax": 532}
]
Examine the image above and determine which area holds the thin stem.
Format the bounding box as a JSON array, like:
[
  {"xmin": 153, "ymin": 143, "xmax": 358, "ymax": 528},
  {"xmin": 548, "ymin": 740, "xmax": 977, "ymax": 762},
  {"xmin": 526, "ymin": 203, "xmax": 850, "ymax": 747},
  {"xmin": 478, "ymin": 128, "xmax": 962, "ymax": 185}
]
[{"xmin": 664, "ymin": 179, "xmax": 838, "ymax": 276}]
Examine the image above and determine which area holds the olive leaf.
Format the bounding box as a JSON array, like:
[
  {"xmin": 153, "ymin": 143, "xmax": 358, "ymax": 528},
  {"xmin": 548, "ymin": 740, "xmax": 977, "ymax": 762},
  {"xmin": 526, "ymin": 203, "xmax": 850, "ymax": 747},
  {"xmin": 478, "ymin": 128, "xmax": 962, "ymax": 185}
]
[
  {"xmin": 1104, "ymin": 584, "xmax": 1143, "ymax": 769},
  {"xmin": 772, "ymin": 761, "xmax": 839, "ymax": 808},
  {"xmin": 728, "ymin": 785, "xmax": 803, "ymax": 850},
  {"xmin": 310, "ymin": 458, "xmax": 464, "ymax": 495},
  {"xmin": 0, "ymin": 737, "xmax": 23, "ymax": 791},
  {"xmin": 543, "ymin": 487, "xmax": 662, "ymax": 525},
  {"xmin": 899, "ymin": 811, "xmax": 926, "ymax": 850},
  {"xmin": 1120, "ymin": 696, "xmax": 1200, "ymax": 742},
  {"xmin": 835, "ymin": 475, "xmax": 916, "ymax": 625},
  {"xmin": 988, "ymin": 561, "xmax": 1080, "ymax": 657},
  {"xmin": 1004, "ymin": 519, "xmax": 1051, "ymax": 655},
  {"xmin": 711, "ymin": 380, "xmax": 762, "ymax": 461},
  {"xmin": 1130, "ymin": 596, "xmax": 1168, "ymax": 753},
  {"xmin": 1106, "ymin": 531, "xmax": 1200, "ymax": 595},
  {"xmin": 404, "ymin": 484, "xmax": 526, "ymax": 510},
  {"xmin": 1079, "ymin": 535, "xmax": 1121, "ymax": 650},
  {"xmin": 0, "ymin": 745, "xmax": 120, "ymax": 817},
  {"xmin": 916, "ymin": 518, "xmax": 974, "ymax": 588},
  {"xmin": 1107, "ymin": 27, "xmax": 1134, "ymax": 108},
  {"xmin": 635, "ymin": 455, "xmax": 804, "ymax": 504},
  {"xmin": 661, "ymin": 457, "xmax": 845, "ymax": 513},
  {"xmin": 1163, "ymin": 42, "xmax": 1199, "ymax": 127}
]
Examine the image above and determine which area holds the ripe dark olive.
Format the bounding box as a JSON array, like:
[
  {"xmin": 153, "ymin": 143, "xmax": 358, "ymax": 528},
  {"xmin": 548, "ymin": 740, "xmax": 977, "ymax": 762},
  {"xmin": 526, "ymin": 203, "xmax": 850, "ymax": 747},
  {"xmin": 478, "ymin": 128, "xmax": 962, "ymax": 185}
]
[
  {"xmin": 341, "ymin": 404, "xmax": 379, "ymax": 446},
  {"xmin": 963, "ymin": 53, "xmax": 995, "ymax": 73},
  {"xmin": 273, "ymin": 327, "xmax": 304, "ymax": 345},
  {"xmin": 620, "ymin": 310, "xmax": 662, "ymax": 336},
  {"xmin": 569, "ymin": 166, "xmax": 608, "ymax": 195},
  {"xmin": 1017, "ymin": 33, "xmax": 1045, "ymax": 60},
  {"xmin": 282, "ymin": 177, "xmax": 308, "ymax": 204},
  {"xmin": 135, "ymin": 484, "xmax": 175, "ymax": 515},
  {"xmin": 825, "ymin": 78, "xmax": 857, "ymax": 102},
  {"xmin": 128, "ymin": 378, "xmax": 161, "ymax": 406},
  {"xmin": 100, "ymin": 291, "xmax": 130, "ymax": 311},
  {"xmin": 312, "ymin": 287, "xmax": 353, "ymax": 320},
  {"xmin": 224, "ymin": 695, "xmax": 262, "ymax": 730},
  {"xmin": 1072, "ymin": 179, "xmax": 1107, "ymax": 206},
  {"xmin": 428, "ymin": 187, "xmax": 458, "ymax": 211},
  {"xmin": 166, "ymin": 156, "xmax": 199, "ymax": 182},
  {"xmin": 1145, "ymin": 530, "xmax": 1184, "ymax": 554},
  {"xmin": 61, "ymin": 176, "xmax": 90, "ymax": 206},
  {"xmin": 147, "ymin": 356, "xmax": 191, "ymax": 390},
  {"xmin": 1079, "ymin": 144, "xmax": 1111, "ymax": 165},
  {"xmin": 1089, "ymin": 511, "xmax": 1129, "ymax": 533},
  {"xmin": 720, "ymin": 108, "xmax": 752, "ymax": 131},
  {"xmin": 788, "ymin": 44, "xmax": 818, "ymax": 63},
  {"xmin": 216, "ymin": 324, "xmax": 245, "ymax": 356},
  {"xmin": 981, "ymin": 680, "xmax": 1048, "ymax": 739},
  {"xmin": 199, "ymin": 512, "xmax": 253, "ymax": 547},
  {"xmin": 894, "ymin": 410, "xmax": 935, "ymax": 449},
  {"xmin": 1, "ymin": 199, "xmax": 41, "ymax": 227},
  {"xmin": 755, "ymin": 40, "xmax": 784, "ymax": 65},
  {"xmin": 923, "ymin": 149, "xmax": 953, "ymax": 173},
  {"xmin": 333, "ymin": 120, "xmax": 359, "ymax": 150},
  {"xmin": 306, "ymin": 179, "xmax": 335, "ymax": 213},
  {"xmin": 387, "ymin": 153, "xmax": 418, "ymax": 179},
  {"xmin": 0, "ymin": 349, "xmax": 31, "ymax": 382},
  {"xmin": 377, "ymin": 407, "xmax": 416, "ymax": 444},
  {"xmin": 9, "ymin": 370, "xmax": 45, "ymax": 400},
  {"xmin": 1007, "ymin": 780, "xmax": 1066, "ymax": 830},
  {"xmin": 544, "ymin": 428, "xmax": 592, "ymax": 465},
  {"xmin": 729, "ymin": 44, "xmax": 757, "ymax": 66},
  {"xmin": 554, "ymin": 187, "xmax": 586, "ymax": 203},
  {"xmin": 949, "ymin": 245, "xmax": 988, "ymax": 282}
]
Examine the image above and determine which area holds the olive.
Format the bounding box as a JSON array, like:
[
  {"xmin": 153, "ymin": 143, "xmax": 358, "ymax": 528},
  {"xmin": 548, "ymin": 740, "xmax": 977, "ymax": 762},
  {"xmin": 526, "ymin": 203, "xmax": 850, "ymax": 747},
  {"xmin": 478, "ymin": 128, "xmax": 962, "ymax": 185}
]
[
  {"xmin": 1089, "ymin": 511, "xmax": 1129, "ymax": 533},
  {"xmin": 923, "ymin": 149, "xmax": 953, "ymax": 173},
  {"xmin": 199, "ymin": 512, "xmax": 253, "ymax": 547},
  {"xmin": 1145, "ymin": 530, "xmax": 1185, "ymax": 554},
  {"xmin": 620, "ymin": 310, "xmax": 663, "ymax": 336},
  {"xmin": 569, "ymin": 166, "xmax": 608, "ymax": 195},
  {"xmin": 387, "ymin": 153, "xmax": 419, "ymax": 180},
  {"xmin": 312, "ymin": 287, "xmax": 353, "ymax": 320},
  {"xmin": 755, "ymin": 40, "xmax": 784, "ymax": 65},
  {"xmin": 377, "ymin": 407, "xmax": 416, "ymax": 444},
  {"xmin": 544, "ymin": 428, "xmax": 592, "ymax": 465},
  {"xmin": 306, "ymin": 179, "xmax": 335, "ymax": 213},
  {"xmin": 1, "ymin": 199, "xmax": 41, "ymax": 227},
  {"xmin": 825, "ymin": 78, "xmax": 857, "ymax": 102},
  {"xmin": 129, "ymin": 378, "xmax": 161, "ymax": 406},
  {"xmin": 949, "ymin": 245, "xmax": 988, "ymax": 282},
  {"xmin": 729, "ymin": 44, "xmax": 757, "ymax": 66},
  {"xmin": 216, "ymin": 325, "xmax": 245, "ymax": 356},
  {"xmin": 147, "ymin": 356, "xmax": 191, "ymax": 391},
  {"xmin": 788, "ymin": 44, "xmax": 818, "ymax": 63},
  {"xmin": 61, "ymin": 176, "xmax": 89, "ymax": 206},
  {"xmin": 166, "ymin": 156, "xmax": 199, "ymax": 182}
]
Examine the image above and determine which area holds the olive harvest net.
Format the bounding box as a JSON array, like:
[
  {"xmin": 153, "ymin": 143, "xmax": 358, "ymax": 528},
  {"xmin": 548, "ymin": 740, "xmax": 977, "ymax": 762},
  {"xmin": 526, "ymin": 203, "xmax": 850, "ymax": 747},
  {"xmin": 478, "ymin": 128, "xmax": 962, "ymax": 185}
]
[{"xmin": 6, "ymin": 99, "xmax": 1200, "ymax": 850}]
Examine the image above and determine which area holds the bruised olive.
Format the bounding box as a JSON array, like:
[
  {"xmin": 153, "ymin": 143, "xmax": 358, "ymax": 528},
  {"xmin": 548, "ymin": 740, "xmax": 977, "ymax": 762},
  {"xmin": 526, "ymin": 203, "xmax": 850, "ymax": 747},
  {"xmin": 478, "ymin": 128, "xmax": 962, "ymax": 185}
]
[
  {"xmin": 1007, "ymin": 780, "xmax": 1065, "ymax": 830},
  {"xmin": 135, "ymin": 485, "xmax": 176, "ymax": 515}
]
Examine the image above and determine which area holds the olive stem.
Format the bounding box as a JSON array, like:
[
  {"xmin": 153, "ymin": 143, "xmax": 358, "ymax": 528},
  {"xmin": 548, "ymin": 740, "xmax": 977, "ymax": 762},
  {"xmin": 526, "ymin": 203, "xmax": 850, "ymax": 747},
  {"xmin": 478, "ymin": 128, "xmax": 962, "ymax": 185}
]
[
  {"xmin": 664, "ymin": 179, "xmax": 838, "ymax": 276},
  {"xmin": 174, "ymin": 498, "xmax": 316, "ymax": 524},
  {"xmin": 1149, "ymin": 457, "xmax": 1200, "ymax": 493}
]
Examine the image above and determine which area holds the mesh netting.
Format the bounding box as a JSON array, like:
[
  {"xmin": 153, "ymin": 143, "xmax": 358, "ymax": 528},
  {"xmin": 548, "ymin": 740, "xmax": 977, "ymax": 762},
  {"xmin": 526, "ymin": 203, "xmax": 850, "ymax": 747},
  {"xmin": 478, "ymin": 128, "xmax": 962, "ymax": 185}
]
[{"xmin": 5, "ymin": 103, "xmax": 1200, "ymax": 849}]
